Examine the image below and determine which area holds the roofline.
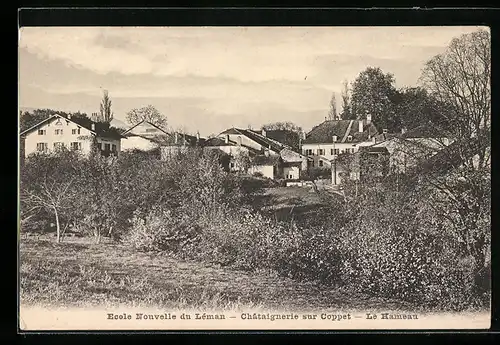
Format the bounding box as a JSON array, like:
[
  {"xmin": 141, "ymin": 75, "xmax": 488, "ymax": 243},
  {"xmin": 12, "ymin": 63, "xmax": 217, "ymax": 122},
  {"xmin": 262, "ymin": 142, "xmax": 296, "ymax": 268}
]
[
  {"xmin": 20, "ymin": 114, "xmax": 97, "ymax": 136},
  {"xmin": 122, "ymin": 120, "xmax": 169, "ymax": 136}
]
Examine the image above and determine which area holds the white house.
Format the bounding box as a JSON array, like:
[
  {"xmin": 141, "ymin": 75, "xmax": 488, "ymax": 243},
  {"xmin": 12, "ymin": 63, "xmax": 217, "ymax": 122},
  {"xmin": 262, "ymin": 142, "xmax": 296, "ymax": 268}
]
[
  {"xmin": 121, "ymin": 120, "xmax": 170, "ymax": 152},
  {"xmin": 20, "ymin": 114, "xmax": 123, "ymax": 159},
  {"xmin": 301, "ymin": 115, "xmax": 379, "ymax": 185}
]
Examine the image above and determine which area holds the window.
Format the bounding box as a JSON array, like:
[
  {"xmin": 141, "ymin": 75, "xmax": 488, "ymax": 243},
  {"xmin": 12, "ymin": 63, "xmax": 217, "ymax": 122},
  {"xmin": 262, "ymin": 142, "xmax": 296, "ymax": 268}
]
[
  {"xmin": 104, "ymin": 143, "xmax": 111, "ymax": 151},
  {"xmin": 319, "ymin": 160, "xmax": 324, "ymax": 167},
  {"xmin": 37, "ymin": 129, "xmax": 46, "ymax": 135},
  {"xmin": 53, "ymin": 142, "xmax": 64, "ymax": 150},
  {"xmin": 36, "ymin": 143, "xmax": 48, "ymax": 152},
  {"xmin": 55, "ymin": 129, "xmax": 63, "ymax": 135},
  {"xmin": 70, "ymin": 142, "xmax": 81, "ymax": 151},
  {"xmin": 318, "ymin": 149, "xmax": 324, "ymax": 155},
  {"xmin": 230, "ymin": 162, "xmax": 235, "ymax": 168},
  {"xmin": 111, "ymin": 144, "xmax": 116, "ymax": 152},
  {"xmin": 305, "ymin": 149, "xmax": 313, "ymax": 156},
  {"xmin": 334, "ymin": 149, "xmax": 339, "ymax": 155},
  {"xmin": 332, "ymin": 136, "xmax": 338, "ymax": 142},
  {"xmin": 72, "ymin": 128, "xmax": 81, "ymax": 135},
  {"xmin": 330, "ymin": 149, "xmax": 334, "ymax": 155}
]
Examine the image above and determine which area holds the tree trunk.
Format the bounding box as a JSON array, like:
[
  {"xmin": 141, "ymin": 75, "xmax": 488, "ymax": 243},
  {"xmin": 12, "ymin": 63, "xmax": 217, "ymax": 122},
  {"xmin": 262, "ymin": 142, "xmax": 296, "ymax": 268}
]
[{"xmin": 54, "ymin": 207, "xmax": 61, "ymax": 243}]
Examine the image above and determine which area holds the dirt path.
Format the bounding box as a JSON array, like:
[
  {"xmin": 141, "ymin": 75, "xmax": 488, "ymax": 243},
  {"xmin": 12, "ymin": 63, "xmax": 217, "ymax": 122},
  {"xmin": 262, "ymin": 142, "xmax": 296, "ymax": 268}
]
[{"xmin": 20, "ymin": 238, "xmax": 415, "ymax": 312}]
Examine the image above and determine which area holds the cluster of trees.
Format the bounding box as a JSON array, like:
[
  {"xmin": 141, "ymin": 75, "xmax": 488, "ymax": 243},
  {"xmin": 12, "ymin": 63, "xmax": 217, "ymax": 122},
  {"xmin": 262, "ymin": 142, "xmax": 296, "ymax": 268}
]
[
  {"xmin": 333, "ymin": 30, "xmax": 490, "ymax": 137},
  {"xmin": 338, "ymin": 29, "xmax": 491, "ymax": 300}
]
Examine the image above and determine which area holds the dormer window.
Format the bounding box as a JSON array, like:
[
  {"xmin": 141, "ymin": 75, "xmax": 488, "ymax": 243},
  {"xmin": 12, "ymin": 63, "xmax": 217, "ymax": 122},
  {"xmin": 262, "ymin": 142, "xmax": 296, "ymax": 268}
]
[
  {"xmin": 332, "ymin": 135, "xmax": 338, "ymax": 142},
  {"xmin": 347, "ymin": 135, "xmax": 353, "ymax": 142}
]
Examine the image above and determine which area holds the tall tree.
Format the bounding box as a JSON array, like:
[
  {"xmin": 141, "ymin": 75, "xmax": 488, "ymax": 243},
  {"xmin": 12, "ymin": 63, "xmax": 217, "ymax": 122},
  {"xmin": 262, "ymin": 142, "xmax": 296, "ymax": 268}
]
[
  {"xmin": 339, "ymin": 80, "xmax": 354, "ymax": 120},
  {"xmin": 418, "ymin": 29, "xmax": 491, "ymax": 297},
  {"xmin": 327, "ymin": 93, "xmax": 338, "ymax": 120},
  {"xmin": 99, "ymin": 89, "xmax": 114, "ymax": 123},
  {"xmin": 350, "ymin": 67, "xmax": 400, "ymax": 131},
  {"xmin": 126, "ymin": 105, "xmax": 168, "ymax": 129},
  {"xmin": 261, "ymin": 121, "xmax": 302, "ymax": 132}
]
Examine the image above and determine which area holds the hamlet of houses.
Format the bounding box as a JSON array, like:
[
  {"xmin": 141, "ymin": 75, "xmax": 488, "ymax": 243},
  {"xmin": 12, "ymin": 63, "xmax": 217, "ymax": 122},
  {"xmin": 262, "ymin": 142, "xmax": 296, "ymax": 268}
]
[{"xmin": 19, "ymin": 112, "xmax": 452, "ymax": 187}]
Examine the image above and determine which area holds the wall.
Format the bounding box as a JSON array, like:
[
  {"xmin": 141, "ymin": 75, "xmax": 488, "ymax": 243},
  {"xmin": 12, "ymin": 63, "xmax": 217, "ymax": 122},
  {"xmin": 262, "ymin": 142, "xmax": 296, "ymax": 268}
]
[
  {"xmin": 121, "ymin": 136, "xmax": 159, "ymax": 152},
  {"xmin": 96, "ymin": 137, "xmax": 121, "ymax": 156},
  {"xmin": 283, "ymin": 166, "xmax": 300, "ymax": 180},
  {"xmin": 249, "ymin": 165, "xmax": 274, "ymax": 179},
  {"xmin": 302, "ymin": 140, "xmax": 375, "ymax": 168},
  {"xmin": 23, "ymin": 116, "xmax": 94, "ymax": 157}
]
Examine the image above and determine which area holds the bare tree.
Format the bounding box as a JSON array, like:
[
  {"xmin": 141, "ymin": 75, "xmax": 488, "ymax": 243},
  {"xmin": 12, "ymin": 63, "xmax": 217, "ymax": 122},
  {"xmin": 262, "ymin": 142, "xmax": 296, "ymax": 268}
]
[
  {"xmin": 126, "ymin": 105, "xmax": 168, "ymax": 128},
  {"xmin": 418, "ymin": 29, "xmax": 491, "ymax": 296},
  {"xmin": 339, "ymin": 79, "xmax": 354, "ymax": 120}
]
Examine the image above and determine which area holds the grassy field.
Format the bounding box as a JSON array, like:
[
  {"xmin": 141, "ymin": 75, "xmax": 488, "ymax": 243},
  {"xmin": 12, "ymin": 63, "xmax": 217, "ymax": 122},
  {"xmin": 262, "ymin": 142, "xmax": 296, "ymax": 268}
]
[{"xmin": 19, "ymin": 237, "xmax": 419, "ymax": 313}]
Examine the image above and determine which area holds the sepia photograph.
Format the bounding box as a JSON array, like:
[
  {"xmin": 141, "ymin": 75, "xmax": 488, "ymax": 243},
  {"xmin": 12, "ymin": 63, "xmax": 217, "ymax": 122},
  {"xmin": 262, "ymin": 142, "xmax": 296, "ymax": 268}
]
[{"xmin": 18, "ymin": 25, "xmax": 491, "ymax": 330}]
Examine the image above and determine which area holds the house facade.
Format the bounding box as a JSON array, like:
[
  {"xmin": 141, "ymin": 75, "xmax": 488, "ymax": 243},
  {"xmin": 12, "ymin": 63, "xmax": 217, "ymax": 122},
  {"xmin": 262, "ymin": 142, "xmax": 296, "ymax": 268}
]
[
  {"xmin": 20, "ymin": 114, "xmax": 123, "ymax": 158},
  {"xmin": 217, "ymin": 128, "xmax": 310, "ymax": 180},
  {"xmin": 160, "ymin": 131, "xmax": 204, "ymax": 160},
  {"xmin": 302, "ymin": 115, "xmax": 379, "ymax": 185},
  {"xmin": 121, "ymin": 120, "xmax": 170, "ymax": 152}
]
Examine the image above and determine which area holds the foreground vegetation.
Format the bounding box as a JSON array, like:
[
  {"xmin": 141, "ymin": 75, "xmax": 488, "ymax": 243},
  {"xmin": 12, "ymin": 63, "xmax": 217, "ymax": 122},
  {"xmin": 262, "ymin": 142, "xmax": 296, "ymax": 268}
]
[{"xmin": 21, "ymin": 238, "xmax": 422, "ymax": 312}]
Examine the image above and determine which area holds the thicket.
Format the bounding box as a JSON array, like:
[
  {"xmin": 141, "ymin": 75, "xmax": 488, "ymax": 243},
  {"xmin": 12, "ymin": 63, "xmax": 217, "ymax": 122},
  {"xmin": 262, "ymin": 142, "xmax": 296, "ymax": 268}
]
[{"xmin": 20, "ymin": 147, "xmax": 490, "ymax": 311}]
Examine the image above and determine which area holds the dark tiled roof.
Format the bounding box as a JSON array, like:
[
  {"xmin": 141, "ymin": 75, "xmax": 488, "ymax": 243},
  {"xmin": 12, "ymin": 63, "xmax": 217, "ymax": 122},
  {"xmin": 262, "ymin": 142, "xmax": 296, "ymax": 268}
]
[{"xmin": 303, "ymin": 119, "xmax": 379, "ymax": 144}]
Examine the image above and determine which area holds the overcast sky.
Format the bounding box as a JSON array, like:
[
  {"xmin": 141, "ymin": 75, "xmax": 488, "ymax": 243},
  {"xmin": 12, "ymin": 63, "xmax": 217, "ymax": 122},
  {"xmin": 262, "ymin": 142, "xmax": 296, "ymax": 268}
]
[{"xmin": 18, "ymin": 26, "xmax": 484, "ymax": 135}]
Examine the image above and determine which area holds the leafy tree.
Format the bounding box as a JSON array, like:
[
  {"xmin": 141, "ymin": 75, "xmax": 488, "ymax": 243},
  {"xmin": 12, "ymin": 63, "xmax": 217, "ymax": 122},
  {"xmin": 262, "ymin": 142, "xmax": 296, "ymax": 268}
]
[
  {"xmin": 350, "ymin": 67, "xmax": 400, "ymax": 131},
  {"xmin": 394, "ymin": 87, "xmax": 453, "ymax": 132},
  {"xmin": 20, "ymin": 109, "xmax": 90, "ymax": 132},
  {"xmin": 126, "ymin": 105, "xmax": 168, "ymax": 128}
]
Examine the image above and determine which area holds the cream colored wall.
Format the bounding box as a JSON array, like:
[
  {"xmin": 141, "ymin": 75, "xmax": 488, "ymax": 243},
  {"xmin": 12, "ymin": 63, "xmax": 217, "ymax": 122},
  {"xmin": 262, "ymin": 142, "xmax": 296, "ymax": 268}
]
[
  {"xmin": 249, "ymin": 165, "xmax": 274, "ymax": 179},
  {"xmin": 121, "ymin": 136, "xmax": 158, "ymax": 151},
  {"xmin": 283, "ymin": 166, "xmax": 300, "ymax": 180}
]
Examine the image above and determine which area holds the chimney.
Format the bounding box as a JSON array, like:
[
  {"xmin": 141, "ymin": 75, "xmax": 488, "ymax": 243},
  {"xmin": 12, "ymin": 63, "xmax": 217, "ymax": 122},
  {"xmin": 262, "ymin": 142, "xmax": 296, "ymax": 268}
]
[
  {"xmin": 237, "ymin": 136, "xmax": 242, "ymax": 146},
  {"xmin": 325, "ymin": 116, "xmax": 327, "ymax": 122},
  {"xmin": 174, "ymin": 132, "xmax": 178, "ymax": 144},
  {"xmin": 261, "ymin": 128, "xmax": 266, "ymax": 137},
  {"xmin": 358, "ymin": 120, "xmax": 363, "ymax": 133},
  {"xmin": 91, "ymin": 123, "xmax": 95, "ymax": 131},
  {"xmin": 225, "ymin": 134, "xmax": 229, "ymax": 144},
  {"xmin": 68, "ymin": 114, "xmax": 72, "ymax": 120},
  {"xmin": 332, "ymin": 135, "xmax": 337, "ymax": 142},
  {"xmin": 196, "ymin": 131, "xmax": 200, "ymax": 141},
  {"xmin": 301, "ymin": 131, "xmax": 306, "ymax": 140},
  {"xmin": 366, "ymin": 113, "xmax": 372, "ymax": 124}
]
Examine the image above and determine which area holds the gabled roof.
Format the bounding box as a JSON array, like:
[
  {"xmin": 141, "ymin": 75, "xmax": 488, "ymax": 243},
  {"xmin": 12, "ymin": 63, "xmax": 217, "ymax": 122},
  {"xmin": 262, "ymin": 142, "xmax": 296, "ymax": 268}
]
[
  {"xmin": 122, "ymin": 120, "xmax": 169, "ymax": 136},
  {"xmin": 20, "ymin": 113, "xmax": 125, "ymax": 139},
  {"xmin": 303, "ymin": 119, "xmax": 379, "ymax": 144}
]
